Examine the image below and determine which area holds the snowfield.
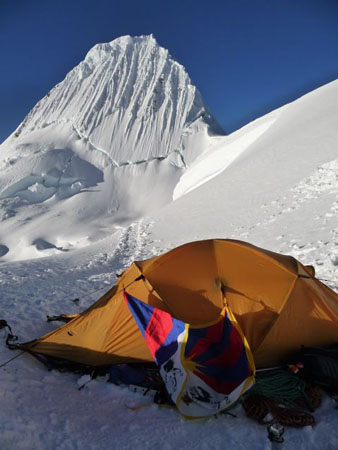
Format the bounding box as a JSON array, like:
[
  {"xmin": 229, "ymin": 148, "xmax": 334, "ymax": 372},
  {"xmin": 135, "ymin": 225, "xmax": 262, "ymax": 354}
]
[{"xmin": 0, "ymin": 36, "xmax": 338, "ymax": 449}]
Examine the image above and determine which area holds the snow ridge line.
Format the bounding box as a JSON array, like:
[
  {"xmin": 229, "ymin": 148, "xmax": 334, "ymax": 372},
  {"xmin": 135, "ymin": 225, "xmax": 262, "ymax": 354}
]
[
  {"xmin": 13, "ymin": 117, "xmax": 188, "ymax": 169},
  {"xmin": 71, "ymin": 120, "xmax": 187, "ymax": 168}
]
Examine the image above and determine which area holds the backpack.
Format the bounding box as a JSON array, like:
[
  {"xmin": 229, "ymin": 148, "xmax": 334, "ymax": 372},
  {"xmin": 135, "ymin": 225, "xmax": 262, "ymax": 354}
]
[{"xmin": 288, "ymin": 345, "xmax": 338, "ymax": 393}]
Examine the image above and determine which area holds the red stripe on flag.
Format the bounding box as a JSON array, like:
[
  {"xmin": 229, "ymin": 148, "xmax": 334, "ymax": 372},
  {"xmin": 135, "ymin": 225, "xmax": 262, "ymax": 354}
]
[
  {"xmin": 205, "ymin": 317, "xmax": 224, "ymax": 341},
  {"xmin": 185, "ymin": 317, "xmax": 224, "ymax": 361},
  {"xmin": 145, "ymin": 308, "xmax": 173, "ymax": 358},
  {"xmin": 185, "ymin": 336, "xmax": 211, "ymax": 361},
  {"xmin": 205, "ymin": 325, "xmax": 243, "ymax": 368}
]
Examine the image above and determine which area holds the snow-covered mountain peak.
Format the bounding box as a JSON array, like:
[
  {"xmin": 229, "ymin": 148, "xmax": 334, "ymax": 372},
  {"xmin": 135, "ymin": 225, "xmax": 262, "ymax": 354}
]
[
  {"xmin": 83, "ymin": 35, "xmax": 159, "ymax": 67},
  {"xmin": 9, "ymin": 34, "xmax": 223, "ymax": 167},
  {"xmin": 0, "ymin": 35, "xmax": 225, "ymax": 261}
]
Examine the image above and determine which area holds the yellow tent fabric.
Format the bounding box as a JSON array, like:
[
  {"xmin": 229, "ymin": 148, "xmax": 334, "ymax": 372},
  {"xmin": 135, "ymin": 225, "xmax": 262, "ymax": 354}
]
[{"xmin": 22, "ymin": 239, "xmax": 338, "ymax": 368}]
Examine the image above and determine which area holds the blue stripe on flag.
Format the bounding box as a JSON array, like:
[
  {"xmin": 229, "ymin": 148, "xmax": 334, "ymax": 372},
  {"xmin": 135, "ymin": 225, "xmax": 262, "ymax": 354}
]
[
  {"xmin": 195, "ymin": 346, "xmax": 251, "ymax": 382},
  {"xmin": 185, "ymin": 316, "xmax": 233, "ymax": 365},
  {"xmin": 125, "ymin": 293, "xmax": 153, "ymax": 338},
  {"xmin": 184, "ymin": 325, "xmax": 210, "ymax": 356}
]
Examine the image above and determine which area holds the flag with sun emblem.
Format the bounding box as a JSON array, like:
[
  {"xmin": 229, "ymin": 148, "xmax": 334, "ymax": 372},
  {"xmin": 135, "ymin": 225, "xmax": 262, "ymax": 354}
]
[{"xmin": 124, "ymin": 291, "xmax": 255, "ymax": 418}]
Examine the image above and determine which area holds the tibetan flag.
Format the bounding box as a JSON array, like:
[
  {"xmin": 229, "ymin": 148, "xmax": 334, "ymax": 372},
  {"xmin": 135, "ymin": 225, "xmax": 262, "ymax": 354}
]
[{"xmin": 124, "ymin": 291, "xmax": 255, "ymax": 418}]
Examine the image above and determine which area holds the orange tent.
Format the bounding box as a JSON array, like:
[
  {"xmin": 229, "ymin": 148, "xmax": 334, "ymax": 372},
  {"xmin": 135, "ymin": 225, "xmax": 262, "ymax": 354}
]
[{"xmin": 22, "ymin": 239, "xmax": 338, "ymax": 368}]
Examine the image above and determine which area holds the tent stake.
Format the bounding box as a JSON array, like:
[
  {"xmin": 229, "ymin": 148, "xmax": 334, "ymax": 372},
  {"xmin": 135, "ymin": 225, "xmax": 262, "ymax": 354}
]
[{"xmin": 267, "ymin": 422, "xmax": 284, "ymax": 450}]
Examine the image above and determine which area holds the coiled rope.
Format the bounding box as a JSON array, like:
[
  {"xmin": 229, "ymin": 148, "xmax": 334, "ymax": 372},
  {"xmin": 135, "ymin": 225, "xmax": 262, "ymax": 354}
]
[
  {"xmin": 242, "ymin": 369, "xmax": 322, "ymax": 427},
  {"xmin": 248, "ymin": 370, "xmax": 312, "ymax": 409}
]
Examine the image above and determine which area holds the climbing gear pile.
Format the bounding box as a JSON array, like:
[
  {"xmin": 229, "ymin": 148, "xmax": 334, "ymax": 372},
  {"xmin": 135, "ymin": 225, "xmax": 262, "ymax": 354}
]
[{"xmin": 242, "ymin": 369, "xmax": 322, "ymax": 427}]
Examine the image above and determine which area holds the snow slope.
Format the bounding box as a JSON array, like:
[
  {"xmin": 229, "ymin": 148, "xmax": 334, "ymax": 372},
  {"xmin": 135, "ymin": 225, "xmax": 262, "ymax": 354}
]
[
  {"xmin": 0, "ymin": 35, "xmax": 223, "ymax": 262},
  {"xmin": 0, "ymin": 35, "xmax": 338, "ymax": 449},
  {"xmin": 151, "ymin": 79, "xmax": 338, "ymax": 285}
]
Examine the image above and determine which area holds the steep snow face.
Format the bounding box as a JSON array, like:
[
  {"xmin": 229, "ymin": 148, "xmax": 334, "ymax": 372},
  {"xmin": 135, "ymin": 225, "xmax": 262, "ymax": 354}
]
[
  {"xmin": 149, "ymin": 79, "xmax": 338, "ymax": 286},
  {"xmin": 173, "ymin": 78, "xmax": 338, "ymax": 200},
  {"xmin": 9, "ymin": 34, "xmax": 223, "ymax": 166},
  {"xmin": 0, "ymin": 35, "xmax": 224, "ymax": 262}
]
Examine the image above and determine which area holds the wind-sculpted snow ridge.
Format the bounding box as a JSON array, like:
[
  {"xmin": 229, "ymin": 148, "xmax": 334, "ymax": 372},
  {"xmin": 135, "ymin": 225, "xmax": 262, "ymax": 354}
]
[{"xmin": 10, "ymin": 34, "xmax": 223, "ymax": 166}]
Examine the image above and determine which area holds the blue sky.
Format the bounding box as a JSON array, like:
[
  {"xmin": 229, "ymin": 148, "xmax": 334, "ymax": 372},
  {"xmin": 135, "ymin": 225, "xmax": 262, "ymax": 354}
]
[{"xmin": 1, "ymin": 0, "xmax": 338, "ymax": 143}]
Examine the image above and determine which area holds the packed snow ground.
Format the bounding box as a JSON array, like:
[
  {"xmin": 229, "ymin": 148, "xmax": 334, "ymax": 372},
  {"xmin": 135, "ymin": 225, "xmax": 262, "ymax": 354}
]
[
  {"xmin": 0, "ymin": 218, "xmax": 337, "ymax": 450},
  {"xmin": 0, "ymin": 36, "xmax": 338, "ymax": 448}
]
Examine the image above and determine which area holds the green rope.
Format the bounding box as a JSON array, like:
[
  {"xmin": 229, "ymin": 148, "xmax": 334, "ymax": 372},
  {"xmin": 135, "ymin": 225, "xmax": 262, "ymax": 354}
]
[{"xmin": 245, "ymin": 370, "xmax": 313, "ymax": 411}]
